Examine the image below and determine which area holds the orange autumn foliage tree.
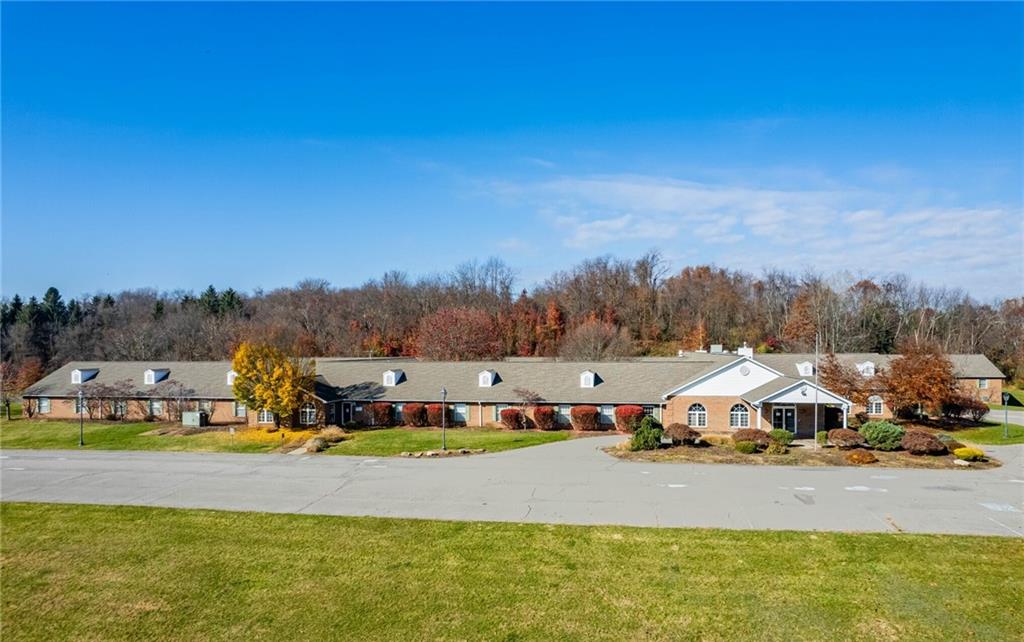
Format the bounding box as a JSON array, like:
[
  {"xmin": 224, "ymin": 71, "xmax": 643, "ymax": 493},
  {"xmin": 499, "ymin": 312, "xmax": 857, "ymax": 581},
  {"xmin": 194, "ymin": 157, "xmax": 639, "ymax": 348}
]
[
  {"xmin": 231, "ymin": 342, "xmax": 315, "ymax": 428},
  {"xmin": 877, "ymin": 341, "xmax": 958, "ymax": 417},
  {"xmin": 817, "ymin": 353, "xmax": 870, "ymax": 405}
]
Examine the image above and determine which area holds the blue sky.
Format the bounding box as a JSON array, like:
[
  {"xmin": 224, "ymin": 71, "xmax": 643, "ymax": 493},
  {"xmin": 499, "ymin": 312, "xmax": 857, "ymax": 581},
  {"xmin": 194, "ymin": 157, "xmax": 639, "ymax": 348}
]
[{"xmin": 3, "ymin": 2, "xmax": 1022, "ymax": 300}]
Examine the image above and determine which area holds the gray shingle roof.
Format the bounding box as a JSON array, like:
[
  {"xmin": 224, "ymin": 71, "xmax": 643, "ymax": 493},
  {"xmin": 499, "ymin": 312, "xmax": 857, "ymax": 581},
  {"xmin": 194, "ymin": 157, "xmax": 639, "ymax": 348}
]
[
  {"xmin": 740, "ymin": 377, "xmax": 804, "ymax": 404},
  {"xmin": 24, "ymin": 361, "xmax": 237, "ymax": 399},
  {"xmin": 313, "ymin": 357, "xmax": 731, "ymax": 404},
  {"xmin": 752, "ymin": 353, "xmax": 1004, "ymax": 380}
]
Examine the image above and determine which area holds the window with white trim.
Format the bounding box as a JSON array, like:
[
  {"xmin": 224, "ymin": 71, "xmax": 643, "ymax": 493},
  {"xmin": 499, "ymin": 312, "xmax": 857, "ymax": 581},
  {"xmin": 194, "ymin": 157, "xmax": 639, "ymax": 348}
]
[
  {"xmin": 642, "ymin": 405, "xmax": 656, "ymax": 417},
  {"xmin": 198, "ymin": 400, "xmax": 213, "ymax": 413},
  {"xmin": 38, "ymin": 398, "xmax": 51, "ymax": 414},
  {"xmin": 453, "ymin": 404, "xmax": 468, "ymax": 423},
  {"xmin": 74, "ymin": 396, "xmax": 86, "ymax": 414},
  {"xmin": 149, "ymin": 399, "xmax": 163, "ymax": 416},
  {"xmin": 257, "ymin": 409, "xmax": 274, "ymax": 424},
  {"xmin": 867, "ymin": 395, "xmax": 883, "ymax": 415},
  {"xmin": 688, "ymin": 403, "xmax": 707, "ymax": 428},
  {"xmin": 234, "ymin": 402, "xmax": 247, "ymax": 418},
  {"xmin": 856, "ymin": 362, "xmax": 876, "ymax": 377},
  {"xmin": 144, "ymin": 371, "xmax": 155, "ymax": 385},
  {"xmin": 600, "ymin": 405, "xmax": 614, "ymax": 424},
  {"xmin": 393, "ymin": 403, "xmax": 404, "ymax": 421},
  {"xmin": 557, "ymin": 405, "xmax": 571, "ymax": 424},
  {"xmin": 978, "ymin": 379, "xmax": 988, "ymax": 389},
  {"xmin": 729, "ymin": 404, "xmax": 749, "ymax": 428},
  {"xmin": 494, "ymin": 403, "xmax": 510, "ymax": 421},
  {"xmin": 112, "ymin": 400, "xmax": 127, "ymax": 417},
  {"xmin": 299, "ymin": 402, "xmax": 317, "ymax": 426}
]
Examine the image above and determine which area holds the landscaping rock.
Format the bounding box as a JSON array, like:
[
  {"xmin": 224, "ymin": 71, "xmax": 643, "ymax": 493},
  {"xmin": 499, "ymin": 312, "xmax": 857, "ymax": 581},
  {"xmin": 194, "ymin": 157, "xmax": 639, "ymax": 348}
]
[
  {"xmin": 827, "ymin": 428, "xmax": 866, "ymax": 449},
  {"xmin": 304, "ymin": 437, "xmax": 328, "ymax": 453},
  {"xmin": 953, "ymin": 459, "xmax": 971, "ymax": 467}
]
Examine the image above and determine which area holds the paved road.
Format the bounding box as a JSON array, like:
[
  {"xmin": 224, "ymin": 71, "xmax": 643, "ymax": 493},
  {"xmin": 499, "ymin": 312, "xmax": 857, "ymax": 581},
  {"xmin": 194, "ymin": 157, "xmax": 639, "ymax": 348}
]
[
  {"xmin": 2, "ymin": 437, "xmax": 1022, "ymax": 536},
  {"xmin": 986, "ymin": 408, "xmax": 1024, "ymax": 425}
]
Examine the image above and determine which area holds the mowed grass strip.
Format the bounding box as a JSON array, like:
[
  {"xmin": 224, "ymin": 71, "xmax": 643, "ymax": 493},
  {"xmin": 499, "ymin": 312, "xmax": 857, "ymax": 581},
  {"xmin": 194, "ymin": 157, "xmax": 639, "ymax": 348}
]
[
  {"xmin": 0, "ymin": 419, "xmax": 313, "ymax": 453},
  {"xmin": 2, "ymin": 503, "xmax": 1021, "ymax": 641},
  {"xmin": 327, "ymin": 426, "xmax": 569, "ymax": 456},
  {"xmin": 942, "ymin": 422, "xmax": 1024, "ymax": 445}
]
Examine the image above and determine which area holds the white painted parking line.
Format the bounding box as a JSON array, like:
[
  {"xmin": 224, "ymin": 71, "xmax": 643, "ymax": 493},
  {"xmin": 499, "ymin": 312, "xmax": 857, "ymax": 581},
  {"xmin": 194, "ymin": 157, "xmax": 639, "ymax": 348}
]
[
  {"xmin": 667, "ymin": 484, "xmax": 687, "ymax": 488},
  {"xmin": 979, "ymin": 502, "xmax": 1021, "ymax": 513},
  {"xmin": 6, "ymin": 467, "xmax": 25, "ymax": 471},
  {"xmin": 1009, "ymin": 479, "xmax": 1024, "ymax": 484},
  {"xmin": 363, "ymin": 459, "xmax": 379, "ymax": 464},
  {"xmin": 640, "ymin": 471, "xmax": 650, "ymax": 475},
  {"xmin": 870, "ymin": 475, "xmax": 898, "ymax": 480},
  {"xmin": 794, "ymin": 486, "xmax": 815, "ymax": 491},
  {"xmin": 845, "ymin": 486, "xmax": 888, "ymax": 493},
  {"xmin": 987, "ymin": 517, "xmax": 1024, "ymax": 537}
]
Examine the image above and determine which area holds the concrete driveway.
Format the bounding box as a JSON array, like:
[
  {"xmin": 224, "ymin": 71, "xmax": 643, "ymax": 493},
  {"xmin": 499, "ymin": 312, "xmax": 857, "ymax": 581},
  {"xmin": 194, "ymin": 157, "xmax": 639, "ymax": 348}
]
[
  {"xmin": 2, "ymin": 436, "xmax": 1022, "ymax": 537},
  {"xmin": 985, "ymin": 408, "xmax": 1024, "ymax": 425}
]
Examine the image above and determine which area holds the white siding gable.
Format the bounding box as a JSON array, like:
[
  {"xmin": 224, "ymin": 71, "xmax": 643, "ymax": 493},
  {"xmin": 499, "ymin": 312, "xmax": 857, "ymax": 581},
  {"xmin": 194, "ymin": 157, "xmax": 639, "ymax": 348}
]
[
  {"xmin": 669, "ymin": 359, "xmax": 778, "ymax": 397},
  {"xmin": 760, "ymin": 382, "xmax": 848, "ymax": 406}
]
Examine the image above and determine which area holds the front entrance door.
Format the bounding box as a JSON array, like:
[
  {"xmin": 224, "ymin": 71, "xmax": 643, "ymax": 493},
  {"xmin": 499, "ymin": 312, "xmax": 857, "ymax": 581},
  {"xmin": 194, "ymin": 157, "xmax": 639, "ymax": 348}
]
[
  {"xmin": 341, "ymin": 403, "xmax": 353, "ymax": 425},
  {"xmin": 772, "ymin": 406, "xmax": 796, "ymax": 432}
]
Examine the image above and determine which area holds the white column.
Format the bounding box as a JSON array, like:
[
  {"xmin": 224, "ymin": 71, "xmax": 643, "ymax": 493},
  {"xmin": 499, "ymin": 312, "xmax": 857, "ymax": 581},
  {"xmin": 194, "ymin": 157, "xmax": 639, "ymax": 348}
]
[
  {"xmin": 842, "ymin": 405, "xmax": 848, "ymax": 429},
  {"xmin": 756, "ymin": 405, "xmax": 762, "ymax": 430}
]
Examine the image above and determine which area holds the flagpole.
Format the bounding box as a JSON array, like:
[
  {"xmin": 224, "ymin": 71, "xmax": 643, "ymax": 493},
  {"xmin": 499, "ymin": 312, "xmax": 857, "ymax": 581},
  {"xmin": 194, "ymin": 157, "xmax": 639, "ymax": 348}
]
[{"xmin": 813, "ymin": 333, "xmax": 820, "ymax": 449}]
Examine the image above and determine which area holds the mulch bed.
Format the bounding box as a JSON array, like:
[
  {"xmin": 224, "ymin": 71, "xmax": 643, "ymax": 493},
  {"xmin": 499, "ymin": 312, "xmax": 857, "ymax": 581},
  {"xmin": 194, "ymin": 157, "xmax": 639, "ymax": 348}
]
[{"xmin": 606, "ymin": 441, "xmax": 1001, "ymax": 469}]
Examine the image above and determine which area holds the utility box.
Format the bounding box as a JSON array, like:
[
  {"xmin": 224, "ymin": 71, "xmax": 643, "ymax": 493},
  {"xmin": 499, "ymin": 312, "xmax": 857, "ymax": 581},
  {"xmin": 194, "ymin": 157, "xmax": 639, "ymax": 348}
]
[{"xmin": 182, "ymin": 411, "xmax": 209, "ymax": 427}]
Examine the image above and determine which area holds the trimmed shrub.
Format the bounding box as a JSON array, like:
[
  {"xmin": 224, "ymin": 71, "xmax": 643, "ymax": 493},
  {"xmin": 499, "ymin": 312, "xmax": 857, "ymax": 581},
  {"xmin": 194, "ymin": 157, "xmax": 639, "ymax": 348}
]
[
  {"xmin": 665, "ymin": 423, "xmax": 700, "ymax": 446},
  {"xmin": 768, "ymin": 429, "xmax": 794, "ymax": 446},
  {"xmin": 305, "ymin": 437, "xmax": 328, "ymax": 453},
  {"xmin": 846, "ymin": 449, "xmax": 878, "ymax": 465},
  {"xmin": 859, "ymin": 421, "xmax": 905, "ymax": 451},
  {"xmin": 402, "ymin": 403, "xmax": 427, "ymax": 427},
  {"xmin": 614, "ymin": 405, "xmax": 645, "ymax": 433},
  {"xmin": 953, "ymin": 447, "xmax": 986, "ymax": 462},
  {"xmin": 630, "ymin": 418, "xmax": 664, "ymax": 451},
  {"xmin": 734, "ymin": 440, "xmax": 757, "ymax": 454},
  {"xmin": 368, "ymin": 402, "xmax": 392, "ymax": 426},
  {"xmin": 426, "ymin": 403, "xmax": 447, "ymax": 427},
  {"xmin": 499, "ymin": 407, "xmax": 525, "ymax": 430},
  {"xmin": 765, "ymin": 441, "xmax": 788, "ymax": 455},
  {"xmin": 533, "ymin": 405, "xmax": 558, "ymax": 431},
  {"xmin": 816, "ymin": 431, "xmax": 829, "ymax": 446},
  {"xmin": 901, "ymin": 430, "xmax": 948, "ymax": 456},
  {"xmin": 143, "ymin": 414, "xmax": 157, "ymax": 422},
  {"xmin": 828, "ymin": 428, "xmax": 866, "ymax": 449},
  {"xmin": 732, "ymin": 429, "xmax": 771, "ymax": 449},
  {"xmin": 319, "ymin": 427, "xmax": 346, "ymax": 443},
  {"xmin": 962, "ymin": 396, "xmax": 989, "ymax": 422},
  {"xmin": 570, "ymin": 405, "xmax": 601, "ymax": 431}
]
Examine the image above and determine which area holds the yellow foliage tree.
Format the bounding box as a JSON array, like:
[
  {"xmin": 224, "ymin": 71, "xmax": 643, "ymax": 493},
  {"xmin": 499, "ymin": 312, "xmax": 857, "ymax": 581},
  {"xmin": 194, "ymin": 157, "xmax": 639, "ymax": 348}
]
[{"xmin": 231, "ymin": 342, "xmax": 315, "ymax": 428}]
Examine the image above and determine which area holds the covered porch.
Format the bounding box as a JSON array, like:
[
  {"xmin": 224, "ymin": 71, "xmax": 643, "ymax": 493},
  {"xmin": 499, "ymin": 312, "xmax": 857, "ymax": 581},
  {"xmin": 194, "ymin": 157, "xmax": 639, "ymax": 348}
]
[{"xmin": 745, "ymin": 379, "xmax": 852, "ymax": 439}]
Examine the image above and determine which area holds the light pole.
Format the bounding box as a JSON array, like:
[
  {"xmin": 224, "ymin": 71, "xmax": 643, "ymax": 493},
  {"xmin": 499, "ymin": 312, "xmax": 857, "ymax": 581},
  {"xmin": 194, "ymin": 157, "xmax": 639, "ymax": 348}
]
[
  {"xmin": 1003, "ymin": 392, "xmax": 1011, "ymax": 440},
  {"xmin": 441, "ymin": 387, "xmax": 447, "ymax": 451},
  {"xmin": 77, "ymin": 389, "xmax": 85, "ymax": 447}
]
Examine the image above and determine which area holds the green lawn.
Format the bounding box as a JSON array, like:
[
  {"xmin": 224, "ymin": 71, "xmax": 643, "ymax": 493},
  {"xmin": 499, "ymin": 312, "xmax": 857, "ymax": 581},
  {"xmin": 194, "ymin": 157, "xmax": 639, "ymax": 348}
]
[
  {"xmin": 0, "ymin": 419, "xmax": 311, "ymax": 453},
  {"xmin": 943, "ymin": 422, "xmax": 1024, "ymax": 446},
  {"xmin": 327, "ymin": 426, "xmax": 569, "ymax": 456},
  {"xmin": 1, "ymin": 503, "xmax": 1021, "ymax": 641}
]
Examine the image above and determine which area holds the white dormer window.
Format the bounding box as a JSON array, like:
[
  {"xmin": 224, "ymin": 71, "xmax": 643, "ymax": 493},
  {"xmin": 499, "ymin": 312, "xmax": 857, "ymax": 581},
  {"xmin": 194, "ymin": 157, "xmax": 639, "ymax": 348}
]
[
  {"xmin": 796, "ymin": 362, "xmax": 814, "ymax": 377},
  {"xmin": 383, "ymin": 369, "xmax": 404, "ymax": 387},
  {"xmin": 478, "ymin": 370, "xmax": 497, "ymax": 387},
  {"xmin": 144, "ymin": 368, "xmax": 169, "ymax": 385},
  {"xmin": 226, "ymin": 370, "xmax": 238, "ymax": 386},
  {"xmin": 580, "ymin": 370, "xmax": 596, "ymax": 388},
  {"xmin": 71, "ymin": 368, "xmax": 98, "ymax": 384},
  {"xmin": 856, "ymin": 361, "xmax": 876, "ymax": 377}
]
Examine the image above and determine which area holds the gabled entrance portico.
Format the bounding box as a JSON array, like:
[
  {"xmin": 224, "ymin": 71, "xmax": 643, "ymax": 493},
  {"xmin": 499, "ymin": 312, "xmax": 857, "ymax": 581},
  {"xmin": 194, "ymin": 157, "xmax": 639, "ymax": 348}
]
[{"xmin": 745, "ymin": 379, "xmax": 852, "ymax": 438}]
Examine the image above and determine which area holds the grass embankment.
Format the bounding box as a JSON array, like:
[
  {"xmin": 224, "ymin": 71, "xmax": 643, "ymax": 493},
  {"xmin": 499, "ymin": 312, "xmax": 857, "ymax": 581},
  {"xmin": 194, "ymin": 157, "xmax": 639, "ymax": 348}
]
[
  {"xmin": 2, "ymin": 503, "xmax": 1021, "ymax": 641},
  {"xmin": 327, "ymin": 426, "xmax": 568, "ymax": 456},
  {"xmin": 941, "ymin": 422, "xmax": 1024, "ymax": 446},
  {"xmin": 0, "ymin": 419, "xmax": 315, "ymax": 453}
]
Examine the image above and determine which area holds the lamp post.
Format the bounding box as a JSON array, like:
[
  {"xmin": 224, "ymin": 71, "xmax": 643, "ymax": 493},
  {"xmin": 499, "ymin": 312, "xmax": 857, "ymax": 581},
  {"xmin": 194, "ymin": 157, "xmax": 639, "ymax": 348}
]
[
  {"xmin": 77, "ymin": 389, "xmax": 85, "ymax": 447},
  {"xmin": 441, "ymin": 387, "xmax": 447, "ymax": 452},
  {"xmin": 1004, "ymin": 392, "xmax": 1011, "ymax": 440}
]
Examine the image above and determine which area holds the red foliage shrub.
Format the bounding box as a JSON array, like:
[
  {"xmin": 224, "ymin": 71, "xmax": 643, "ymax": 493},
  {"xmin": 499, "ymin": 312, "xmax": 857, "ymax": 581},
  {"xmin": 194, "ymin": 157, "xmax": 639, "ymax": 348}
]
[
  {"xmin": 901, "ymin": 430, "xmax": 948, "ymax": 455},
  {"xmin": 665, "ymin": 423, "xmax": 700, "ymax": 446},
  {"xmin": 500, "ymin": 407, "xmax": 525, "ymax": 430},
  {"xmin": 533, "ymin": 405, "xmax": 558, "ymax": 431},
  {"xmin": 368, "ymin": 402, "xmax": 392, "ymax": 426},
  {"xmin": 827, "ymin": 428, "xmax": 866, "ymax": 449},
  {"xmin": 614, "ymin": 405, "xmax": 645, "ymax": 433},
  {"xmin": 570, "ymin": 405, "xmax": 601, "ymax": 431},
  {"xmin": 731, "ymin": 429, "xmax": 771, "ymax": 448},
  {"xmin": 426, "ymin": 403, "xmax": 447, "ymax": 426},
  {"xmin": 402, "ymin": 402, "xmax": 427, "ymax": 427}
]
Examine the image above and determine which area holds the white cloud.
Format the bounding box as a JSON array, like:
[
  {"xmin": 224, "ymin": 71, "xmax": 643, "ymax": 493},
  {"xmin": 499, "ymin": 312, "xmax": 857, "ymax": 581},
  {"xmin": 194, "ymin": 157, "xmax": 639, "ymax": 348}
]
[{"xmin": 492, "ymin": 173, "xmax": 1022, "ymax": 299}]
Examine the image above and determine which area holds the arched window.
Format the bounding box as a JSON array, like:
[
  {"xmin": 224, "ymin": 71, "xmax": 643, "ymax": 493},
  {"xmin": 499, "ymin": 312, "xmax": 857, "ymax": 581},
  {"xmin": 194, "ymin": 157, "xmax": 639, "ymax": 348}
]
[
  {"xmin": 729, "ymin": 404, "xmax": 749, "ymax": 428},
  {"xmin": 299, "ymin": 402, "xmax": 317, "ymax": 425},
  {"xmin": 688, "ymin": 403, "xmax": 707, "ymax": 428},
  {"xmin": 867, "ymin": 395, "xmax": 883, "ymax": 415}
]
